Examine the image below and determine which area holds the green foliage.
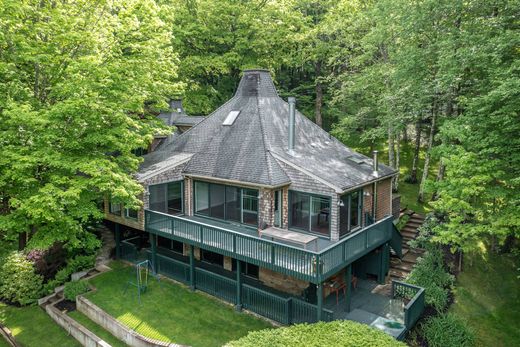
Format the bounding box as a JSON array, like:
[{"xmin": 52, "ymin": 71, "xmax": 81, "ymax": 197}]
[
  {"xmin": 225, "ymin": 320, "xmax": 406, "ymax": 347},
  {"xmin": 422, "ymin": 313, "xmax": 475, "ymax": 347},
  {"xmin": 0, "ymin": 0, "xmax": 181, "ymax": 250},
  {"xmin": 0, "ymin": 252, "xmax": 43, "ymax": 305},
  {"xmin": 63, "ymin": 280, "xmax": 89, "ymax": 301},
  {"xmin": 43, "ymin": 254, "xmax": 95, "ymax": 294},
  {"xmin": 406, "ymin": 246, "xmax": 454, "ymax": 311}
]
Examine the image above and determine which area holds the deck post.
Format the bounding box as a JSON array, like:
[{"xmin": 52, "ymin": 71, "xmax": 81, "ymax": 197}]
[
  {"xmin": 345, "ymin": 264, "xmax": 352, "ymax": 312},
  {"xmin": 189, "ymin": 245, "xmax": 195, "ymax": 291},
  {"xmin": 150, "ymin": 233, "xmax": 157, "ymax": 273},
  {"xmin": 235, "ymin": 260, "xmax": 242, "ymax": 311},
  {"xmin": 317, "ymin": 282, "xmax": 323, "ymax": 321},
  {"xmin": 114, "ymin": 223, "xmax": 121, "ymax": 259}
]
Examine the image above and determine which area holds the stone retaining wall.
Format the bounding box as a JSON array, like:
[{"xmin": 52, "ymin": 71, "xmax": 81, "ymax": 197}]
[
  {"xmin": 77, "ymin": 296, "xmax": 186, "ymax": 347},
  {"xmin": 45, "ymin": 301, "xmax": 110, "ymax": 347}
]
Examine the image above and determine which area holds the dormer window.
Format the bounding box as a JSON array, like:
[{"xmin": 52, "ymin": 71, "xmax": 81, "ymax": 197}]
[{"xmin": 222, "ymin": 110, "xmax": 240, "ymax": 125}]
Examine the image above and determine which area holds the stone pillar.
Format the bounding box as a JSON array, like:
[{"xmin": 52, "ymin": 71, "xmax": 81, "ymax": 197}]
[
  {"xmin": 189, "ymin": 245, "xmax": 195, "ymax": 291},
  {"xmin": 114, "ymin": 223, "xmax": 121, "ymax": 259},
  {"xmin": 344, "ymin": 264, "xmax": 352, "ymax": 312},
  {"xmin": 235, "ymin": 260, "xmax": 242, "ymax": 311}
]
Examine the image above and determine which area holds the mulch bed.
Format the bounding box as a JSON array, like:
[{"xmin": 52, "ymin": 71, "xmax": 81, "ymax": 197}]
[{"xmin": 55, "ymin": 299, "xmax": 76, "ymax": 313}]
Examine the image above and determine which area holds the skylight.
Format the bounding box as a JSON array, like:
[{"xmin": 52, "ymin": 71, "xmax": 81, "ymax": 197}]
[{"xmin": 222, "ymin": 110, "xmax": 240, "ymax": 125}]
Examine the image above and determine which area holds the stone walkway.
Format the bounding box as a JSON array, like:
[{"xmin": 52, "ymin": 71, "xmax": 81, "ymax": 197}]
[{"xmin": 96, "ymin": 224, "xmax": 115, "ymax": 267}]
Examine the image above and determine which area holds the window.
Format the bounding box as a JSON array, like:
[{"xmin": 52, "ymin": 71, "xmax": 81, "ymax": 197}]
[
  {"xmin": 194, "ymin": 181, "xmax": 258, "ymax": 226},
  {"xmin": 289, "ymin": 191, "xmax": 330, "ymax": 236},
  {"xmin": 125, "ymin": 208, "xmax": 138, "ymax": 220},
  {"xmin": 222, "ymin": 110, "xmax": 240, "ymax": 125},
  {"xmin": 109, "ymin": 202, "xmax": 121, "ymax": 216},
  {"xmin": 274, "ymin": 190, "xmax": 283, "ymax": 227},
  {"xmin": 149, "ymin": 181, "xmax": 183, "ymax": 215},
  {"xmin": 339, "ymin": 190, "xmax": 362, "ymax": 237}
]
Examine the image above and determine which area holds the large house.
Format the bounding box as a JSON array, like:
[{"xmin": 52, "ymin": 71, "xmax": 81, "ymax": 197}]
[{"xmin": 105, "ymin": 69, "xmax": 424, "ymax": 339}]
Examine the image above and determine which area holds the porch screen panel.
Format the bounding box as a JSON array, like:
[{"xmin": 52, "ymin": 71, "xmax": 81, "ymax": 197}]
[
  {"xmin": 195, "ymin": 181, "xmax": 209, "ymax": 215},
  {"xmin": 209, "ymin": 184, "xmax": 226, "ymax": 219},
  {"xmin": 225, "ymin": 186, "xmax": 241, "ymax": 222},
  {"xmin": 290, "ymin": 191, "xmax": 310, "ymax": 230},
  {"xmin": 350, "ymin": 190, "xmax": 360, "ymax": 229},
  {"xmin": 242, "ymin": 188, "xmax": 258, "ymax": 226},
  {"xmin": 149, "ymin": 184, "xmax": 166, "ymax": 213},
  {"xmin": 310, "ymin": 196, "xmax": 330, "ymax": 235},
  {"xmin": 167, "ymin": 181, "xmax": 183, "ymax": 214}
]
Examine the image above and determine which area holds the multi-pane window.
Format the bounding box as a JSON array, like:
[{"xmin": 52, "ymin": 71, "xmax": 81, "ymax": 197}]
[
  {"xmin": 289, "ymin": 191, "xmax": 330, "ymax": 236},
  {"xmin": 339, "ymin": 189, "xmax": 362, "ymax": 237},
  {"xmin": 109, "ymin": 202, "xmax": 122, "ymax": 216},
  {"xmin": 148, "ymin": 181, "xmax": 183, "ymax": 215},
  {"xmin": 194, "ymin": 181, "xmax": 258, "ymax": 226},
  {"xmin": 125, "ymin": 208, "xmax": 138, "ymax": 220}
]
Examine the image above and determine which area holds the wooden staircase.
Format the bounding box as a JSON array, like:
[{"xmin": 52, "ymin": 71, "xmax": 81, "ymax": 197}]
[{"xmin": 389, "ymin": 212, "xmax": 426, "ymax": 281}]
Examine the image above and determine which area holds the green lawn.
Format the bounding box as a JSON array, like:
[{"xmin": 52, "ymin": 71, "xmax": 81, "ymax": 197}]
[
  {"xmin": 450, "ymin": 247, "xmax": 520, "ymax": 347},
  {"xmin": 0, "ymin": 303, "xmax": 80, "ymax": 347},
  {"xmin": 68, "ymin": 310, "xmax": 127, "ymax": 347},
  {"xmin": 84, "ymin": 261, "xmax": 272, "ymax": 347}
]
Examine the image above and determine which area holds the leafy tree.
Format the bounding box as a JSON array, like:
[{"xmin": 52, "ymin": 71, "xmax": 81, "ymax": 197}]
[{"xmin": 0, "ymin": 0, "xmax": 181, "ymax": 250}]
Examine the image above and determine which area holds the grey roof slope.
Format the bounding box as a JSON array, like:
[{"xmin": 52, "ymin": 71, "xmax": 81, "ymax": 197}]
[
  {"xmin": 139, "ymin": 69, "xmax": 396, "ymax": 191},
  {"xmin": 157, "ymin": 99, "xmax": 205, "ymax": 127}
]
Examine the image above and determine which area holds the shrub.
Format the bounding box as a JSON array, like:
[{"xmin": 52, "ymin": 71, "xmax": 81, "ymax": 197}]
[
  {"xmin": 406, "ymin": 246, "xmax": 454, "ymax": 311},
  {"xmin": 422, "ymin": 313, "xmax": 475, "ymax": 347},
  {"xmin": 0, "ymin": 252, "xmax": 44, "ymax": 305},
  {"xmin": 63, "ymin": 280, "xmax": 90, "ymax": 301},
  {"xmin": 43, "ymin": 254, "xmax": 96, "ymax": 294},
  {"xmin": 225, "ymin": 321, "xmax": 406, "ymax": 347}
]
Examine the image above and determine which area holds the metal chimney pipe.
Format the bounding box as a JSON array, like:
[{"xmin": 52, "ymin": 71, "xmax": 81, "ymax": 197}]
[
  {"xmin": 373, "ymin": 150, "xmax": 379, "ymax": 176},
  {"xmin": 288, "ymin": 97, "xmax": 296, "ymax": 153}
]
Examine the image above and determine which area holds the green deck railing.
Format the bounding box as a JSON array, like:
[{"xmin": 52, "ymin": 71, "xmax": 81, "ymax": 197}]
[
  {"xmin": 121, "ymin": 236, "xmax": 140, "ymax": 262},
  {"xmin": 143, "ymin": 252, "xmax": 333, "ymax": 325},
  {"xmin": 145, "ymin": 210, "xmax": 394, "ymax": 284},
  {"xmin": 392, "ymin": 281, "xmax": 425, "ymax": 330}
]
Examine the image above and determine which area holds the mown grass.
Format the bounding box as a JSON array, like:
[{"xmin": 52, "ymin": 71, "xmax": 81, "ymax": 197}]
[
  {"xmin": 68, "ymin": 310, "xmax": 127, "ymax": 347},
  {"xmin": 0, "ymin": 303, "xmax": 80, "ymax": 347},
  {"xmin": 450, "ymin": 247, "xmax": 520, "ymax": 347},
  {"xmin": 84, "ymin": 261, "xmax": 272, "ymax": 347}
]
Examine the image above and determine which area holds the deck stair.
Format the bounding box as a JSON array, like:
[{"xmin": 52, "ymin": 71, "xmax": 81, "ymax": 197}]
[{"xmin": 389, "ymin": 212, "xmax": 425, "ymax": 281}]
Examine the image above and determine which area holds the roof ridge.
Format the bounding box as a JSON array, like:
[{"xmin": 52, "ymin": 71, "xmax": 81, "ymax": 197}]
[{"xmin": 256, "ymin": 96, "xmax": 274, "ymax": 184}]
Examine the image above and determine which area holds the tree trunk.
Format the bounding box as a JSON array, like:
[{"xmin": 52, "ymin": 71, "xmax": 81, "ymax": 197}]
[
  {"xmin": 388, "ymin": 127, "xmax": 395, "ymax": 169},
  {"xmin": 18, "ymin": 232, "xmax": 27, "ymax": 250},
  {"xmin": 314, "ymin": 61, "xmax": 323, "ymax": 128},
  {"xmin": 410, "ymin": 120, "xmax": 422, "ymax": 183},
  {"xmin": 418, "ymin": 110, "xmax": 436, "ymax": 202},
  {"xmin": 402, "ymin": 125, "xmax": 408, "ymax": 143},
  {"xmin": 431, "ymin": 160, "xmax": 446, "ymax": 201},
  {"xmin": 394, "ymin": 131, "xmax": 400, "ymax": 192}
]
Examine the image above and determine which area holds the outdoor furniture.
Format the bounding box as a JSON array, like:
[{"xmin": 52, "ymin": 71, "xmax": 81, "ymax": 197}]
[
  {"xmin": 327, "ymin": 280, "xmax": 347, "ymax": 305},
  {"xmin": 260, "ymin": 227, "xmax": 319, "ymax": 251}
]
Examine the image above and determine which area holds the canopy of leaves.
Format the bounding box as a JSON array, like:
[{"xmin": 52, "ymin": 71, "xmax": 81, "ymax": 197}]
[{"xmin": 0, "ymin": 0, "xmax": 181, "ymax": 249}]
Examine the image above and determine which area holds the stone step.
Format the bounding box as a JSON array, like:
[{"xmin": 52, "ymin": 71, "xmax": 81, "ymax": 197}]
[
  {"xmin": 389, "ymin": 268, "xmax": 410, "ymax": 279},
  {"xmin": 400, "ymin": 230, "xmax": 417, "ymax": 238}
]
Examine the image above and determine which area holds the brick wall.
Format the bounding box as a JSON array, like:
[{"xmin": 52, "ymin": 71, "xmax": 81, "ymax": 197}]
[{"xmin": 376, "ymin": 178, "xmax": 392, "ymax": 220}]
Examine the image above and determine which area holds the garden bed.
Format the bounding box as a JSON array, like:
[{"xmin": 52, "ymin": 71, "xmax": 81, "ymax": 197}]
[{"xmin": 82, "ymin": 261, "xmax": 272, "ymax": 347}]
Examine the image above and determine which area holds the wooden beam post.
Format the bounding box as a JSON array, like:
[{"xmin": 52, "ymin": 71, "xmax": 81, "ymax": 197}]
[
  {"xmin": 345, "ymin": 264, "xmax": 352, "ymax": 312},
  {"xmin": 317, "ymin": 282, "xmax": 323, "ymax": 321},
  {"xmin": 235, "ymin": 260, "xmax": 242, "ymax": 311},
  {"xmin": 114, "ymin": 223, "xmax": 121, "ymax": 259},
  {"xmin": 189, "ymin": 245, "xmax": 195, "ymax": 291},
  {"xmin": 150, "ymin": 233, "xmax": 157, "ymax": 273}
]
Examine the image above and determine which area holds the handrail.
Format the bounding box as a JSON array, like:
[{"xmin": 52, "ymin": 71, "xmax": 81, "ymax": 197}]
[{"xmin": 145, "ymin": 209, "xmax": 394, "ymax": 283}]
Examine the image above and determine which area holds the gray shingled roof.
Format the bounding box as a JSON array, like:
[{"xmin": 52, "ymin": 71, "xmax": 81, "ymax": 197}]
[
  {"xmin": 139, "ymin": 70, "xmax": 396, "ymax": 191},
  {"xmin": 157, "ymin": 99, "xmax": 205, "ymax": 127}
]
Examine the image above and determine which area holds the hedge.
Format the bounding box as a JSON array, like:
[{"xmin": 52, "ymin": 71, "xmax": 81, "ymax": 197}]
[
  {"xmin": 225, "ymin": 321, "xmax": 406, "ymax": 347},
  {"xmin": 0, "ymin": 251, "xmax": 44, "ymax": 305},
  {"xmin": 422, "ymin": 313, "xmax": 475, "ymax": 347}
]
